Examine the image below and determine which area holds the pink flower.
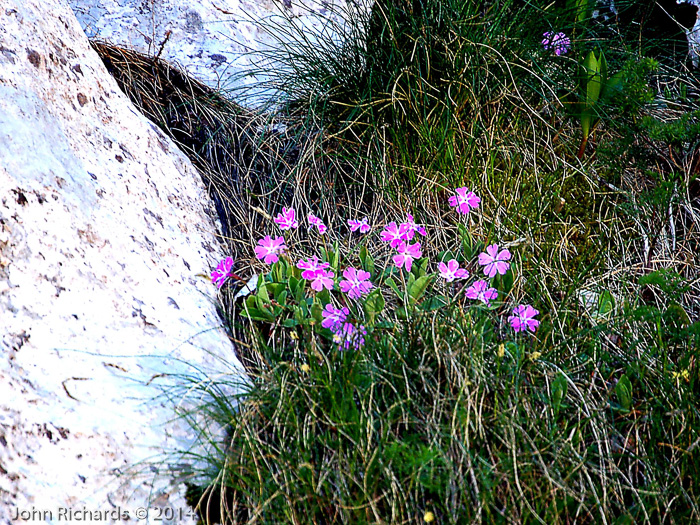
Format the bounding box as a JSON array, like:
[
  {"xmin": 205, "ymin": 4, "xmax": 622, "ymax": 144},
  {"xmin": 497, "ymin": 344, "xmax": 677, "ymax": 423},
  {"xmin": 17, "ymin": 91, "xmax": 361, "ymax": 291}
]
[
  {"xmin": 297, "ymin": 256, "xmax": 330, "ymax": 279},
  {"xmin": 381, "ymin": 222, "xmax": 409, "ymax": 248},
  {"xmin": 542, "ymin": 31, "xmax": 570, "ymax": 56},
  {"xmin": 508, "ymin": 304, "xmax": 540, "ymax": 333},
  {"xmin": 400, "ymin": 213, "xmax": 426, "ymax": 241},
  {"xmin": 465, "ymin": 280, "xmax": 499, "ymax": 306},
  {"xmin": 348, "ymin": 217, "xmax": 371, "ymax": 234},
  {"xmin": 448, "ymin": 187, "xmax": 481, "ymax": 215},
  {"xmin": 333, "ymin": 322, "xmax": 367, "ymax": 350},
  {"xmin": 254, "ymin": 235, "xmax": 287, "ymax": 264},
  {"xmin": 274, "ymin": 207, "xmax": 298, "ymax": 230},
  {"xmin": 211, "ymin": 256, "xmax": 234, "ymax": 289},
  {"xmin": 308, "ymin": 213, "xmax": 327, "ymax": 234},
  {"xmin": 309, "ymin": 269, "xmax": 335, "ymax": 292},
  {"xmin": 321, "ymin": 304, "xmax": 349, "ymax": 331},
  {"xmin": 478, "ymin": 244, "xmax": 511, "ymax": 278},
  {"xmin": 339, "ymin": 267, "xmax": 374, "ymax": 299},
  {"xmin": 437, "ymin": 259, "xmax": 469, "ymax": 282},
  {"xmin": 392, "ymin": 241, "xmax": 422, "ymax": 272}
]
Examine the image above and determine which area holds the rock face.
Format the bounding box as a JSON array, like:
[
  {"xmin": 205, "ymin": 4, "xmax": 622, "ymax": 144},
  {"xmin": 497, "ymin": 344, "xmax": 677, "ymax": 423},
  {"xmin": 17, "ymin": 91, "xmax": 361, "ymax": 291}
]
[
  {"xmin": 0, "ymin": 0, "xmax": 244, "ymax": 519},
  {"xmin": 680, "ymin": 0, "xmax": 700, "ymax": 67},
  {"xmin": 68, "ymin": 0, "xmax": 355, "ymax": 99}
]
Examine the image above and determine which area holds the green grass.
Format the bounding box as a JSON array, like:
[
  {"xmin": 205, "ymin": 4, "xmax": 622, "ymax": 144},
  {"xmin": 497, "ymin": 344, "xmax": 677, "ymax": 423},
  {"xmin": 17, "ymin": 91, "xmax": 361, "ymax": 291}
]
[{"xmin": 95, "ymin": 0, "xmax": 700, "ymax": 522}]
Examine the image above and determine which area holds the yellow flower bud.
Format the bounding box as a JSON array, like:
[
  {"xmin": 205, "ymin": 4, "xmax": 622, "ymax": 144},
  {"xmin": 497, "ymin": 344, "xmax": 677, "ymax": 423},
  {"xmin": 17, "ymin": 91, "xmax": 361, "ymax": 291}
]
[
  {"xmin": 424, "ymin": 511, "xmax": 435, "ymax": 523},
  {"xmin": 300, "ymin": 364, "xmax": 310, "ymax": 373},
  {"xmin": 497, "ymin": 344, "xmax": 505, "ymax": 358}
]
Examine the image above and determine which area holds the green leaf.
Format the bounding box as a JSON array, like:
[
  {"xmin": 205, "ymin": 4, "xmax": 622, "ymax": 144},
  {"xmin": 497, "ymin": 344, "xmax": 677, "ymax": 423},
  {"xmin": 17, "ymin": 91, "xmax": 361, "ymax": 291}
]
[
  {"xmin": 458, "ymin": 223, "xmax": 469, "ymax": 243},
  {"xmin": 282, "ymin": 318, "xmax": 298, "ymax": 328},
  {"xmin": 363, "ymin": 291, "xmax": 385, "ymax": 324},
  {"xmin": 599, "ymin": 49, "xmax": 608, "ymax": 88},
  {"xmin": 272, "ymin": 260, "xmax": 285, "ymax": 283},
  {"xmin": 408, "ymin": 275, "xmax": 432, "ymax": 306},
  {"xmin": 568, "ymin": 0, "xmax": 594, "ymax": 22},
  {"xmin": 385, "ymin": 277, "xmax": 402, "ymax": 298},
  {"xmin": 551, "ymin": 373, "xmax": 568, "ymax": 413},
  {"xmin": 267, "ymin": 283, "xmax": 285, "ymax": 300},
  {"xmin": 289, "ymin": 275, "xmax": 306, "ymax": 303},
  {"xmin": 597, "ymin": 289, "xmax": 615, "ymax": 318},
  {"xmin": 331, "ymin": 241, "xmax": 340, "ymax": 271},
  {"xmin": 245, "ymin": 295, "xmax": 257, "ymax": 310},
  {"xmin": 359, "ymin": 245, "xmax": 375, "ymax": 275},
  {"xmin": 255, "ymin": 295, "xmax": 267, "ymax": 311},
  {"xmin": 460, "ymin": 228, "xmax": 482, "ymax": 260},
  {"xmin": 311, "ymin": 302, "xmax": 324, "ymax": 325},
  {"xmin": 418, "ymin": 296, "xmax": 447, "ymax": 312},
  {"xmin": 240, "ymin": 307, "xmax": 272, "ymax": 322},
  {"xmin": 406, "ymin": 272, "xmax": 416, "ymax": 291},
  {"xmin": 415, "ymin": 257, "xmax": 429, "ymax": 278},
  {"xmin": 316, "ymin": 288, "xmax": 331, "ymax": 305},
  {"xmin": 288, "ymin": 275, "xmax": 300, "ymax": 295},
  {"xmin": 293, "ymin": 306, "xmax": 305, "ymax": 324},
  {"xmin": 494, "ymin": 267, "xmax": 514, "ymax": 295},
  {"xmin": 257, "ymin": 284, "xmax": 270, "ymax": 303},
  {"xmin": 582, "ymin": 51, "xmax": 601, "ymax": 97},
  {"xmin": 246, "ymin": 294, "xmax": 276, "ymax": 322},
  {"xmin": 615, "ymin": 374, "xmax": 633, "ymax": 412},
  {"xmin": 580, "ymin": 108, "xmax": 594, "ymax": 141},
  {"xmin": 294, "ymin": 278, "xmax": 306, "ymax": 303},
  {"xmin": 602, "ymin": 70, "xmax": 625, "ymax": 101}
]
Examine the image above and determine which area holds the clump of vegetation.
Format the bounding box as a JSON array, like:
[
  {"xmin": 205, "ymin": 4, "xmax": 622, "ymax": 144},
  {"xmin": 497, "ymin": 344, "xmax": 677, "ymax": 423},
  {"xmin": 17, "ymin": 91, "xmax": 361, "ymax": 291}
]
[{"xmin": 95, "ymin": 0, "xmax": 700, "ymax": 522}]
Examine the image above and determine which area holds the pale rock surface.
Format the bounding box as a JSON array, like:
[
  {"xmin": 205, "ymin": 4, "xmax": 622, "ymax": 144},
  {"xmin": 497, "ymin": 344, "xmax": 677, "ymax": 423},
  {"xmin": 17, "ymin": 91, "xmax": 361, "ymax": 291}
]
[
  {"xmin": 67, "ymin": 0, "xmax": 363, "ymax": 102},
  {"xmin": 679, "ymin": 0, "xmax": 700, "ymax": 67},
  {"xmin": 0, "ymin": 0, "xmax": 245, "ymax": 520}
]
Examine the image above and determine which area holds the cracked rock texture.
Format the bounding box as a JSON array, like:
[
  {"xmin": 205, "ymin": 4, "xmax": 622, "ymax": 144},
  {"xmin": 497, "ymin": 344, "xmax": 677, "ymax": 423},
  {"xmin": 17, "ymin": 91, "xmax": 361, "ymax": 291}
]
[
  {"xmin": 0, "ymin": 0, "xmax": 244, "ymax": 519},
  {"xmin": 68, "ymin": 0, "xmax": 359, "ymax": 100}
]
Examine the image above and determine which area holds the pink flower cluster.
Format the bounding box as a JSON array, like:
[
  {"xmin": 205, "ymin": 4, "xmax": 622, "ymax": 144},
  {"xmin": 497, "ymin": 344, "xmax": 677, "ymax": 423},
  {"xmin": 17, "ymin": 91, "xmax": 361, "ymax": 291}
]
[
  {"xmin": 298, "ymin": 256, "xmax": 334, "ymax": 291},
  {"xmin": 255, "ymin": 236, "xmax": 287, "ymax": 264},
  {"xmin": 542, "ymin": 31, "xmax": 571, "ymax": 56},
  {"xmin": 348, "ymin": 217, "xmax": 371, "ymax": 234},
  {"xmin": 381, "ymin": 213, "xmax": 425, "ymax": 272},
  {"xmin": 223, "ymin": 188, "xmax": 541, "ymax": 340},
  {"xmin": 448, "ymin": 187, "xmax": 480, "ymax": 215},
  {"xmin": 465, "ymin": 280, "xmax": 498, "ymax": 306},
  {"xmin": 308, "ymin": 213, "xmax": 327, "ymax": 234},
  {"xmin": 381, "ymin": 214, "xmax": 426, "ymax": 247},
  {"xmin": 322, "ymin": 304, "xmax": 366, "ymax": 350},
  {"xmin": 333, "ymin": 322, "xmax": 368, "ymax": 351},
  {"xmin": 461, "ymin": 244, "xmax": 510, "ymax": 306},
  {"xmin": 478, "ymin": 244, "xmax": 512, "ymax": 278},
  {"xmin": 321, "ymin": 303, "xmax": 349, "ymax": 331},
  {"xmin": 438, "ymin": 259, "xmax": 469, "ymax": 282},
  {"xmin": 508, "ymin": 304, "xmax": 540, "ymax": 333},
  {"xmin": 274, "ymin": 207, "xmax": 298, "ymax": 230},
  {"xmin": 211, "ymin": 256, "xmax": 234, "ymax": 289},
  {"xmin": 339, "ymin": 267, "xmax": 373, "ymax": 299}
]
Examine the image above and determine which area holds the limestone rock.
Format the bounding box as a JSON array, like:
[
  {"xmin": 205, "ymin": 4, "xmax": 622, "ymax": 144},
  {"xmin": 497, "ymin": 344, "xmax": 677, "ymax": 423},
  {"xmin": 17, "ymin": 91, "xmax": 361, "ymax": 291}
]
[
  {"xmin": 67, "ymin": 0, "xmax": 359, "ymax": 100},
  {"xmin": 0, "ymin": 0, "xmax": 244, "ymax": 519}
]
